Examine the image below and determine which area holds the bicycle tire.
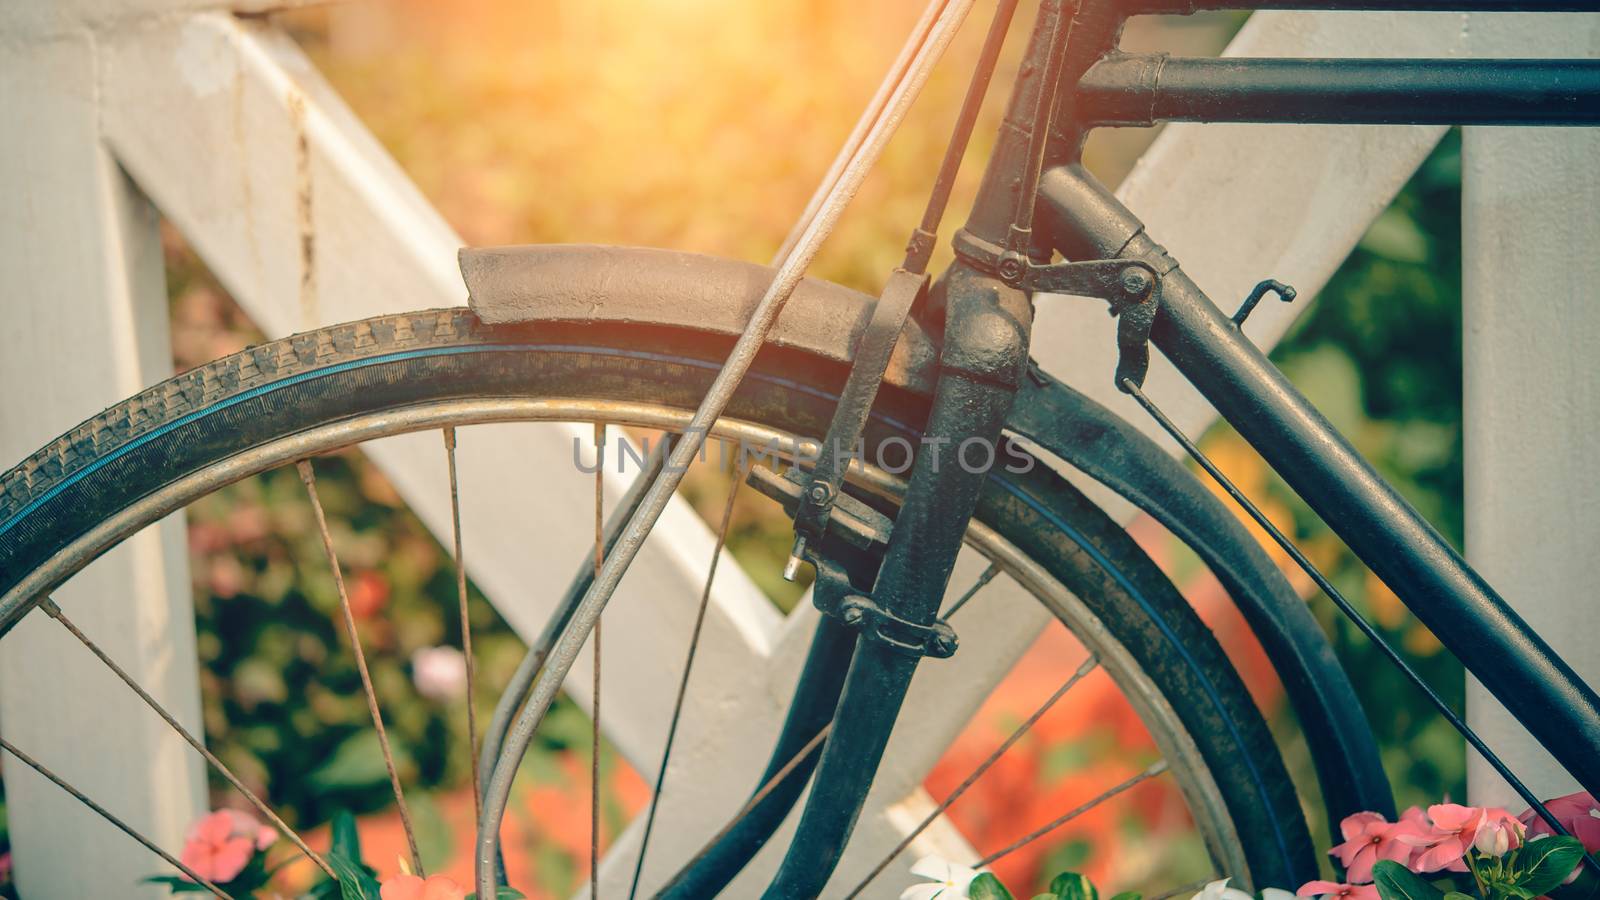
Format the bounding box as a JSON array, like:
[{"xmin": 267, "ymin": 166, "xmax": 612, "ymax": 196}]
[{"xmin": 0, "ymin": 305, "xmax": 1315, "ymax": 891}]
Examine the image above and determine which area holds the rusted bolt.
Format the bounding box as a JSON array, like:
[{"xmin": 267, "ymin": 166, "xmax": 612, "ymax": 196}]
[
  {"xmin": 842, "ymin": 606, "xmax": 864, "ymax": 626},
  {"xmin": 808, "ymin": 482, "xmax": 831, "ymax": 504},
  {"xmin": 1120, "ymin": 267, "xmax": 1153, "ymax": 298},
  {"xmin": 997, "ymin": 253, "xmax": 1028, "ymax": 287}
]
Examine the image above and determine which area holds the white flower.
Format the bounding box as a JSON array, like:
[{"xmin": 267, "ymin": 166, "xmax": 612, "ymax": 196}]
[
  {"xmin": 1191, "ymin": 879, "xmax": 1255, "ymax": 900},
  {"xmin": 1473, "ymin": 819, "xmax": 1514, "ymax": 857},
  {"xmin": 901, "ymin": 855, "xmax": 981, "ymax": 900},
  {"xmin": 411, "ymin": 645, "xmax": 467, "ymax": 701},
  {"xmin": 1262, "ymin": 889, "xmax": 1298, "ymax": 900}
]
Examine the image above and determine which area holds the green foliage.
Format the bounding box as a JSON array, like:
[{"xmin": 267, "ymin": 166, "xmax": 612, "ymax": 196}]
[
  {"xmin": 971, "ymin": 872, "xmax": 1019, "ymax": 900},
  {"xmin": 1050, "ymin": 871, "xmax": 1101, "ymax": 900},
  {"xmin": 1371, "ymin": 839, "xmax": 1589, "ymax": 900},
  {"xmin": 1373, "ymin": 860, "xmax": 1445, "ymax": 900},
  {"xmin": 309, "ymin": 810, "xmax": 383, "ymax": 900},
  {"xmin": 1506, "ymin": 837, "xmax": 1586, "ymax": 898}
]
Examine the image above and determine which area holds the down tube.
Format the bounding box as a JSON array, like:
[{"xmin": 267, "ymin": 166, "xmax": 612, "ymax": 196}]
[{"xmin": 1037, "ymin": 164, "xmax": 1600, "ymax": 797}]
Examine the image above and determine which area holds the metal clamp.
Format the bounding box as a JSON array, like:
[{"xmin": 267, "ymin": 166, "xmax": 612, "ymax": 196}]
[
  {"xmin": 832, "ymin": 593, "xmax": 958, "ymax": 659},
  {"xmin": 952, "ymin": 229, "xmax": 1163, "ymax": 390}
]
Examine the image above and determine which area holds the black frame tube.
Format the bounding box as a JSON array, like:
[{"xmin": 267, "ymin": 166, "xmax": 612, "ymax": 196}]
[
  {"xmin": 1077, "ymin": 56, "xmax": 1600, "ymax": 126},
  {"xmin": 1038, "ymin": 163, "xmax": 1600, "ymax": 801}
]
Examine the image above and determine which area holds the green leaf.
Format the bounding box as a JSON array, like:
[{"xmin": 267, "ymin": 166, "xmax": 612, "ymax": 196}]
[
  {"xmin": 466, "ymin": 889, "xmax": 528, "ymax": 900},
  {"xmin": 1049, "ymin": 872, "xmax": 1100, "ymax": 900},
  {"xmin": 330, "ymin": 809, "xmax": 363, "ymax": 863},
  {"xmin": 1358, "ymin": 207, "xmax": 1430, "ymax": 263},
  {"xmin": 1549, "ymin": 852, "xmax": 1600, "ymax": 900},
  {"xmin": 1110, "ymin": 892, "xmax": 1143, "ymax": 900},
  {"xmin": 970, "ymin": 873, "xmax": 1019, "ymax": 900},
  {"xmin": 325, "ymin": 848, "xmax": 383, "ymax": 900},
  {"xmin": 1373, "ymin": 860, "xmax": 1447, "ymax": 900},
  {"xmin": 1515, "ymin": 836, "xmax": 1587, "ymax": 897},
  {"xmin": 311, "ymin": 730, "xmax": 409, "ymax": 791},
  {"xmin": 1444, "ymin": 892, "xmax": 1475, "ymax": 900}
]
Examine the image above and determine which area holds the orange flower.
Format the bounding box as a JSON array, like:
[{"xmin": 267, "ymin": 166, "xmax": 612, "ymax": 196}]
[{"xmin": 380, "ymin": 873, "xmax": 467, "ymax": 900}]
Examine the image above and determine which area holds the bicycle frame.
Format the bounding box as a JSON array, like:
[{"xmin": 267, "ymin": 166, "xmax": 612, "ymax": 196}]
[{"xmin": 661, "ymin": 1, "xmax": 1600, "ymax": 896}]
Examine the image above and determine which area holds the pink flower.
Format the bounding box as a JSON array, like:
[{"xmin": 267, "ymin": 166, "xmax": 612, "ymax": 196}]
[
  {"xmin": 179, "ymin": 811, "xmax": 255, "ymax": 884},
  {"xmin": 0, "ymin": 851, "xmax": 12, "ymax": 884},
  {"xmin": 222, "ymin": 808, "xmax": 277, "ymax": 851},
  {"xmin": 1520, "ymin": 791, "xmax": 1600, "ymax": 853},
  {"xmin": 1297, "ymin": 880, "xmax": 1379, "ymax": 900},
  {"xmin": 411, "ymin": 646, "xmax": 468, "ymax": 702},
  {"xmin": 1397, "ymin": 804, "xmax": 1482, "ymax": 873},
  {"xmin": 380, "ymin": 873, "xmax": 467, "ymax": 900},
  {"xmin": 1330, "ymin": 811, "xmax": 1416, "ymax": 883}
]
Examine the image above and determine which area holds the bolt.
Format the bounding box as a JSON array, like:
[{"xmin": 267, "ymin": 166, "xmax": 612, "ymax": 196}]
[
  {"xmin": 932, "ymin": 631, "xmax": 959, "ymax": 656},
  {"xmin": 807, "ymin": 482, "xmax": 831, "ymax": 504},
  {"xmin": 997, "ymin": 253, "xmax": 1028, "ymax": 287},
  {"xmin": 842, "ymin": 606, "xmax": 864, "ymax": 626},
  {"xmin": 1120, "ymin": 267, "xmax": 1153, "ymax": 298}
]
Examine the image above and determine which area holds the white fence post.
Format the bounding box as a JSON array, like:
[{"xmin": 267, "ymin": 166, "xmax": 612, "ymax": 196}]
[
  {"xmin": 0, "ymin": 28, "xmax": 205, "ymax": 900},
  {"xmin": 1461, "ymin": 13, "xmax": 1600, "ymax": 808}
]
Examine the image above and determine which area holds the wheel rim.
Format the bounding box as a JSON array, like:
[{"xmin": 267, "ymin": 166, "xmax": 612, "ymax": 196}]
[{"xmin": 1, "ymin": 395, "xmax": 1250, "ymax": 888}]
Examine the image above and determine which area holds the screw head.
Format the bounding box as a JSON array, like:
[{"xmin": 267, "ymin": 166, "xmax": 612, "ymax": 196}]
[
  {"xmin": 932, "ymin": 631, "xmax": 959, "ymax": 656},
  {"xmin": 842, "ymin": 606, "xmax": 864, "ymax": 626},
  {"xmin": 997, "ymin": 254, "xmax": 1028, "ymax": 287},
  {"xmin": 1120, "ymin": 267, "xmax": 1153, "ymax": 298},
  {"xmin": 807, "ymin": 482, "xmax": 831, "ymax": 504}
]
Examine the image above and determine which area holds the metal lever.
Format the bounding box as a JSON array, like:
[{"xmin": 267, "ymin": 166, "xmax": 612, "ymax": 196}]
[{"xmin": 1023, "ymin": 258, "xmax": 1162, "ymax": 391}]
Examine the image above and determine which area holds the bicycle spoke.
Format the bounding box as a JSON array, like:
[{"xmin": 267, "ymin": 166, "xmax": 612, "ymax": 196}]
[
  {"xmin": 298, "ymin": 459, "xmax": 424, "ymax": 876},
  {"xmin": 591, "ymin": 422, "xmax": 604, "ymax": 899},
  {"xmin": 975, "ymin": 759, "xmax": 1170, "ymax": 868},
  {"xmin": 939, "ymin": 561, "xmax": 1000, "ymax": 621},
  {"xmin": 477, "ymin": 438, "xmax": 672, "ymax": 800},
  {"xmin": 33, "ymin": 596, "xmax": 335, "ymax": 879},
  {"xmin": 0, "ymin": 735, "xmax": 234, "ymax": 899},
  {"xmin": 443, "ymin": 427, "xmax": 484, "ymax": 822},
  {"xmin": 844, "ymin": 654, "xmax": 1100, "ymax": 898},
  {"xmin": 670, "ymin": 723, "xmax": 833, "ymax": 883},
  {"xmin": 628, "ymin": 457, "xmax": 750, "ymax": 899}
]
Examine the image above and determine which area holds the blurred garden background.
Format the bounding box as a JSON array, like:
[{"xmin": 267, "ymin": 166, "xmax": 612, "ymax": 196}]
[{"xmin": 0, "ymin": 0, "xmax": 1468, "ymax": 896}]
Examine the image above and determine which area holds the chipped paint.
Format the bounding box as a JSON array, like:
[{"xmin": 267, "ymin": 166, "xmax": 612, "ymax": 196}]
[{"xmin": 288, "ymin": 89, "xmax": 317, "ymax": 328}]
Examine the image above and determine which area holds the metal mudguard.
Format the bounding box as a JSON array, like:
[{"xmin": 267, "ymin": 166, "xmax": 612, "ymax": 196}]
[{"xmin": 461, "ymin": 244, "xmax": 941, "ymax": 396}]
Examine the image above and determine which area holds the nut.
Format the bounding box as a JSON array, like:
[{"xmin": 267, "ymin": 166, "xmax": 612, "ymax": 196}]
[{"xmin": 1120, "ymin": 267, "xmax": 1153, "ymax": 298}]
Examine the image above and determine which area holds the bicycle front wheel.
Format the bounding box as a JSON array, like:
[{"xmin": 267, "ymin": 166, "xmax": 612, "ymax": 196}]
[{"xmin": 0, "ymin": 300, "xmax": 1313, "ymax": 894}]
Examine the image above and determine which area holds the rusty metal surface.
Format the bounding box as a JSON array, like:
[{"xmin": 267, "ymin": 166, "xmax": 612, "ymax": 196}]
[{"xmin": 460, "ymin": 244, "xmax": 940, "ymax": 395}]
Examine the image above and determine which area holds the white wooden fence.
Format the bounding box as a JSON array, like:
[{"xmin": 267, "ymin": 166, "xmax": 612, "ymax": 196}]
[{"xmin": 0, "ymin": 2, "xmax": 1594, "ymax": 896}]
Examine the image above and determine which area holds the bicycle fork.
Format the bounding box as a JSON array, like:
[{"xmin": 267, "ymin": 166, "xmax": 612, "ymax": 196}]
[{"xmin": 758, "ymin": 263, "xmax": 1034, "ymax": 899}]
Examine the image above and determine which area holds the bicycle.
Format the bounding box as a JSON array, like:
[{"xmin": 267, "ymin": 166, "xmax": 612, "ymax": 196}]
[{"xmin": 2, "ymin": 0, "xmax": 1598, "ymax": 897}]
